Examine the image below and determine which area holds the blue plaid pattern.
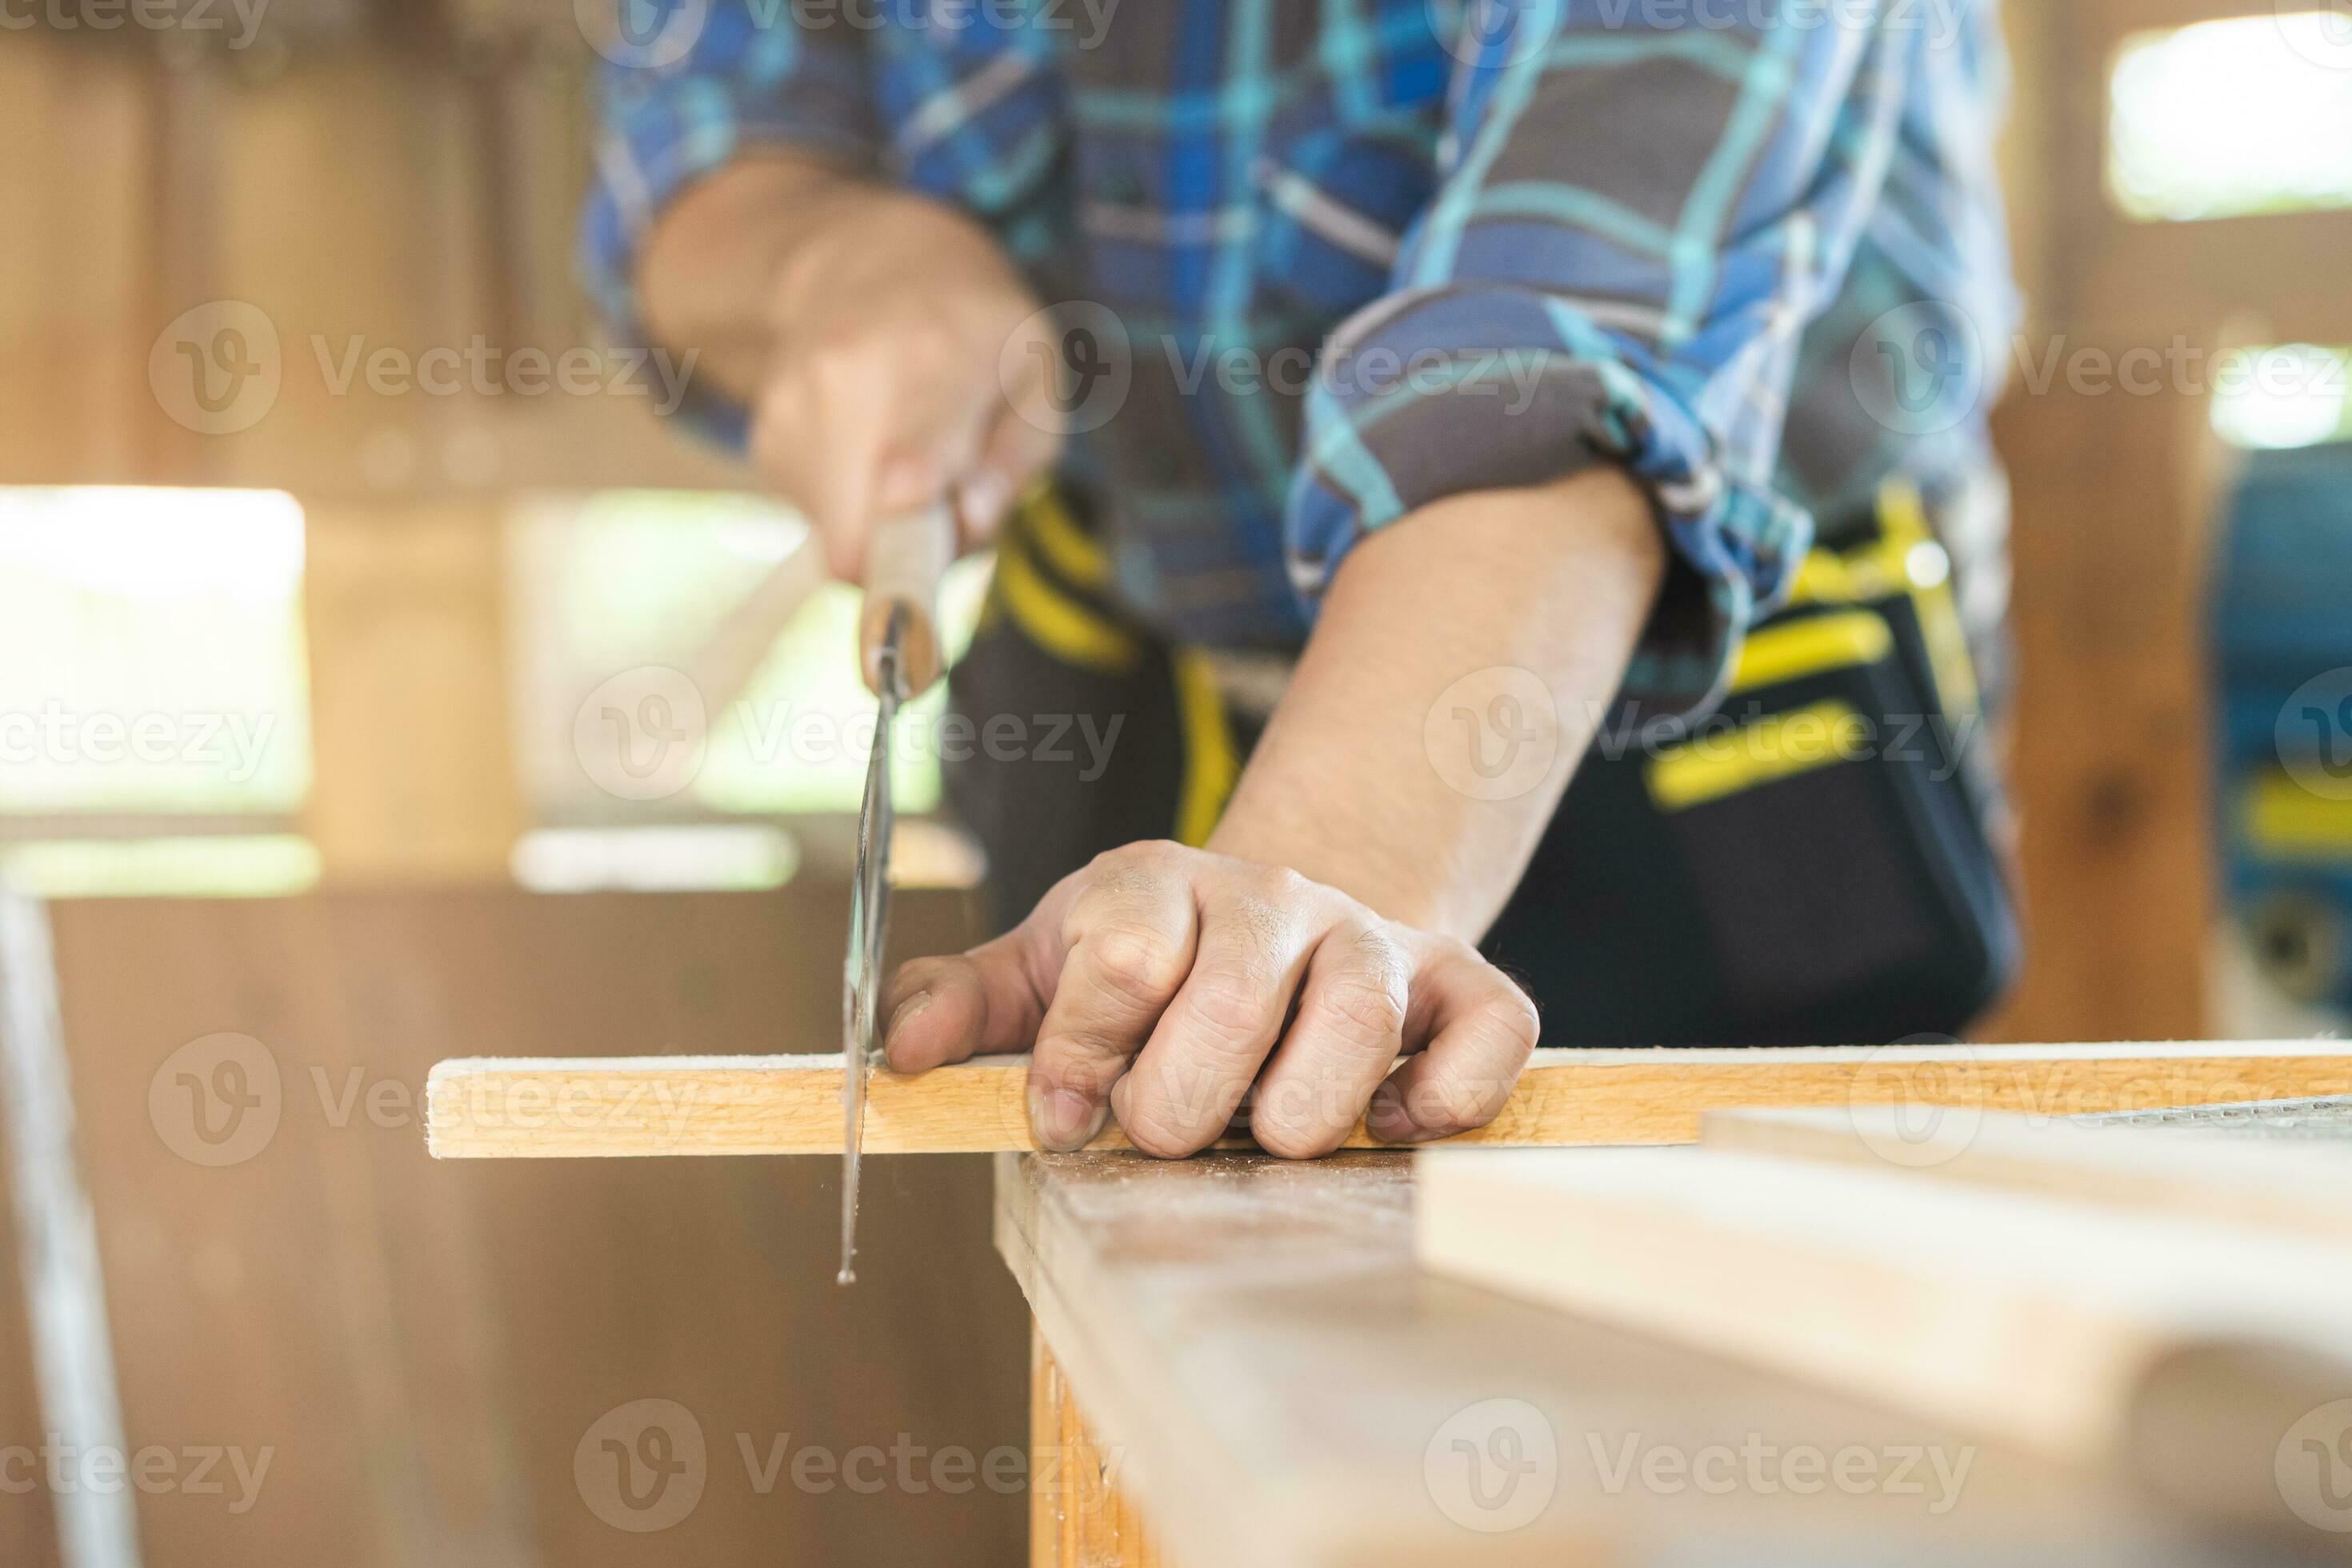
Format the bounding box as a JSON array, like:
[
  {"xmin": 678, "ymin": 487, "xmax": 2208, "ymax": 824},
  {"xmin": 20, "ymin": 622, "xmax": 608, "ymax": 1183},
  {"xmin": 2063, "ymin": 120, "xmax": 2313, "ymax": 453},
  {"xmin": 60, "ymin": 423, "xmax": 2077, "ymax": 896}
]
[{"xmin": 584, "ymin": 0, "xmax": 2017, "ymax": 721}]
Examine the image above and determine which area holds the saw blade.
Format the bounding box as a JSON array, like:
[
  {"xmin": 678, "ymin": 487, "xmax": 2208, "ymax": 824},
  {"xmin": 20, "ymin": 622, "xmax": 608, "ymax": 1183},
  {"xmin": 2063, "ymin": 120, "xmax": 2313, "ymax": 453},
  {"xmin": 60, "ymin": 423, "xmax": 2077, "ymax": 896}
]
[{"xmin": 839, "ymin": 609, "xmax": 905, "ymax": 1286}]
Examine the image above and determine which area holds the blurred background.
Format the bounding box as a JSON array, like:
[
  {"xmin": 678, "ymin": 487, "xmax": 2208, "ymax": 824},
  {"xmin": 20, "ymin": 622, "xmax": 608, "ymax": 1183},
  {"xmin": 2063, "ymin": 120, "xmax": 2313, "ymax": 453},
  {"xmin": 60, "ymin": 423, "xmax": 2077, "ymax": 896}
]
[{"xmin": 0, "ymin": 0, "xmax": 2349, "ymax": 1563}]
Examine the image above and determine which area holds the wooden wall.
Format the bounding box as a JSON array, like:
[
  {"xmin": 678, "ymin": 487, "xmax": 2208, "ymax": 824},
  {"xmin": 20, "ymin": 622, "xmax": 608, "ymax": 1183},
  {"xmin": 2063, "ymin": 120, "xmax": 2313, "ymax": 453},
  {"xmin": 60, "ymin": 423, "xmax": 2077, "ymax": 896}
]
[
  {"xmin": 1983, "ymin": 0, "xmax": 2352, "ymax": 1044},
  {"xmin": 2, "ymin": 885, "xmax": 1027, "ymax": 1567}
]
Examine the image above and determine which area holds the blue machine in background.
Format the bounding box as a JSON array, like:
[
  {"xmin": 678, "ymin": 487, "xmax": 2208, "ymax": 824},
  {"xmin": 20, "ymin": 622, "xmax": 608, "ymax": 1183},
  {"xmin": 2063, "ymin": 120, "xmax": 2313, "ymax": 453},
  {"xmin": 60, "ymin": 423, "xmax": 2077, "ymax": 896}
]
[{"xmin": 2212, "ymin": 442, "xmax": 2352, "ymax": 1018}]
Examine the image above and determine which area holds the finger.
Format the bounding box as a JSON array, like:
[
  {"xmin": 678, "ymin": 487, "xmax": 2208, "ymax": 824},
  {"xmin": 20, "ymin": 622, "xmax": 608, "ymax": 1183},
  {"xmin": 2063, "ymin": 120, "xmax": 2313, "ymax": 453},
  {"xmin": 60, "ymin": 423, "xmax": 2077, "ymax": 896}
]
[
  {"xmin": 1366, "ymin": 943, "xmax": 1540, "ymax": 1145},
  {"xmin": 1246, "ymin": 920, "xmax": 1411, "ymax": 1158},
  {"xmin": 875, "ymin": 356, "xmax": 1003, "ymax": 522},
  {"xmin": 880, "ymin": 929, "xmax": 1051, "ymax": 1074},
  {"xmin": 957, "ymin": 398, "xmax": 1062, "ymax": 547},
  {"xmin": 1028, "ymin": 846, "xmax": 1199, "ymax": 1151},
  {"xmin": 756, "ymin": 360, "xmax": 888, "ymax": 580},
  {"xmin": 1112, "ymin": 873, "xmax": 1320, "ymax": 1158}
]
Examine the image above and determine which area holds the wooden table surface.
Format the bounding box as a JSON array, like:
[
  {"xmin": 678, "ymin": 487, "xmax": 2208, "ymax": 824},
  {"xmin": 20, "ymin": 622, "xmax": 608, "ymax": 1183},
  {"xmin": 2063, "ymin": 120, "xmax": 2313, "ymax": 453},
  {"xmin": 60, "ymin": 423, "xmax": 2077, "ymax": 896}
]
[{"xmin": 994, "ymin": 1150, "xmax": 2330, "ymax": 1568}]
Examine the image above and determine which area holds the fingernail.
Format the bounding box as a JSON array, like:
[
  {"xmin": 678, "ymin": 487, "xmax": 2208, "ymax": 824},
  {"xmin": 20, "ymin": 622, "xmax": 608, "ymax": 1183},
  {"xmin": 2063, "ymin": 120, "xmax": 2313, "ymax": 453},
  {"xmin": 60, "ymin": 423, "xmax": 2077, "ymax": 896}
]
[
  {"xmin": 1029, "ymin": 1086, "xmax": 1109, "ymax": 1152},
  {"xmin": 882, "ymin": 992, "xmax": 932, "ymax": 1068},
  {"xmin": 960, "ymin": 474, "xmax": 1010, "ymax": 534},
  {"xmin": 1366, "ymin": 1082, "xmax": 1415, "ymax": 1143}
]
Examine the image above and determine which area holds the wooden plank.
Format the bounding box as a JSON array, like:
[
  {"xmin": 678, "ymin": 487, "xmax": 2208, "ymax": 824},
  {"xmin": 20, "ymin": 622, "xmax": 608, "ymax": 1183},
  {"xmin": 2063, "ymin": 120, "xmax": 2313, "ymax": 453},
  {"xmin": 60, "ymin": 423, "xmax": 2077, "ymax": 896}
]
[
  {"xmin": 999, "ymin": 1151, "xmax": 2227, "ymax": 1568},
  {"xmin": 1705, "ymin": 1106, "xmax": 2352, "ymax": 1241},
  {"xmin": 427, "ymin": 1041, "xmax": 2352, "ymax": 1159},
  {"xmin": 1030, "ymin": 1324, "xmax": 1162, "ymax": 1568},
  {"xmin": 1415, "ymin": 1145, "xmax": 2352, "ymax": 1469}
]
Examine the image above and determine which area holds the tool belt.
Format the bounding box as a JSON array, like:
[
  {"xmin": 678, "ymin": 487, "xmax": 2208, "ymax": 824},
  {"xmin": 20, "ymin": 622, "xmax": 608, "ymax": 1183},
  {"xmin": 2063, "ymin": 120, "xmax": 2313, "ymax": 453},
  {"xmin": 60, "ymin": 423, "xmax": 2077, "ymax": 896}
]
[
  {"xmin": 950, "ymin": 482, "xmax": 2020, "ymax": 1046},
  {"xmin": 1488, "ymin": 481, "xmax": 2020, "ymax": 1046}
]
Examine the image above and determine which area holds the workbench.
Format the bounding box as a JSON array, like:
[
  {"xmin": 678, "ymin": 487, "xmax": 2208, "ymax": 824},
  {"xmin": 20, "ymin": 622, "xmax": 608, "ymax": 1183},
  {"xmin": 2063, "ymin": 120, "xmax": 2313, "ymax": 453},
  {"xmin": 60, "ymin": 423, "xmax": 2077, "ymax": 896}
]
[{"xmin": 996, "ymin": 1150, "xmax": 2328, "ymax": 1567}]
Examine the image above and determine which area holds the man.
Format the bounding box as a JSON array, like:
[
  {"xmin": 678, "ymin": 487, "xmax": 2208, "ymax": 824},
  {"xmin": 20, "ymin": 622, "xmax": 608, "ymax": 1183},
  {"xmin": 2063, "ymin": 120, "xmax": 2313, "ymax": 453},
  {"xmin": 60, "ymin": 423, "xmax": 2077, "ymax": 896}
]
[{"xmin": 585, "ymin": 0, "xmax": 2019, "ymax": 1158}]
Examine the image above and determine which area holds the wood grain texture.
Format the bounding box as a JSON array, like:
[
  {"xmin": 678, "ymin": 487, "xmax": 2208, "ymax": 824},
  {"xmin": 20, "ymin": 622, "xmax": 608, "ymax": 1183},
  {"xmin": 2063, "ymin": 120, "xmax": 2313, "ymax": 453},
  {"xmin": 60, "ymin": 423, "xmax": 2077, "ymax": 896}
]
[
  {"xmin": 428, "ymin": 1041, "xmax": 2352, "ymax": 1158},
  {"xmin": 1416, "ymin": 1145, "xmax": 2352, "ymax": 1467},
  {"xmin": 1031, "ymin": 1324, "xmax": 1163, "ymax": 1568},
  {"xmin": 1705, "ymin": 1106, "xmax": 2352, "ymax": 1242},
  {"xmin": 1001, "ymin": 1151, "xmax": 2232, "ymax": 1568}
]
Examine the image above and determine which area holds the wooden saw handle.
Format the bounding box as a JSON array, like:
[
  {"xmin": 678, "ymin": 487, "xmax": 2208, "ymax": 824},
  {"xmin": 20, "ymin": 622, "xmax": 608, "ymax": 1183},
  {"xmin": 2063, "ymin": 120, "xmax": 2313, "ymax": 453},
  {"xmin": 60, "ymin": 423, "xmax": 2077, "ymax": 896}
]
[{"xmin": 858, "ymin": 504, "xmax": 955, "ymax": 697}]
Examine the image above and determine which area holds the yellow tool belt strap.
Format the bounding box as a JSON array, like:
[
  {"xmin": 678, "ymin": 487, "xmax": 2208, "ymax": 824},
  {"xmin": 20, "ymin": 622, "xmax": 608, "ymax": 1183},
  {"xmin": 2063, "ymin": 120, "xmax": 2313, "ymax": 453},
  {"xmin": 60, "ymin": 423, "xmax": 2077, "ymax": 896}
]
[{"xmin": 986, "ymin": 484, "xmax": 1240, "ymax": 846}]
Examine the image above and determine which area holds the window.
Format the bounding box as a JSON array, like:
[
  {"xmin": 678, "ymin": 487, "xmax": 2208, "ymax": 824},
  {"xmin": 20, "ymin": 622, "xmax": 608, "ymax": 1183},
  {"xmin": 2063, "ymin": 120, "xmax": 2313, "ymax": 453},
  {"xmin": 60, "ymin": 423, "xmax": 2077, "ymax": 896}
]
[
  {"xmin": 507, "ymin": 490, "xmax": 991, "ymax": 825},
  {"xmin": 2210, "ymin": 344, "xmax": 2352, "ymax": 450},
  {"xmin": 2110, "ymin": 14, "xmax": 2352, "ymax": 222},
  {"xmin": 0, "ymin": 488, "xmax": 316, "ymax": 896}
]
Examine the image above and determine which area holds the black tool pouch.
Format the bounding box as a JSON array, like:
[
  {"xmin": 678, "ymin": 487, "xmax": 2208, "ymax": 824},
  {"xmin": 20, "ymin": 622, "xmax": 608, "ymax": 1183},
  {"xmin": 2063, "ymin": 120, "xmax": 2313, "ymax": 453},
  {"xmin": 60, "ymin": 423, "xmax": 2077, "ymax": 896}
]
[{"xmin": 1490, "ymin": 486, "xmax": 2022, "ymax": 1047}]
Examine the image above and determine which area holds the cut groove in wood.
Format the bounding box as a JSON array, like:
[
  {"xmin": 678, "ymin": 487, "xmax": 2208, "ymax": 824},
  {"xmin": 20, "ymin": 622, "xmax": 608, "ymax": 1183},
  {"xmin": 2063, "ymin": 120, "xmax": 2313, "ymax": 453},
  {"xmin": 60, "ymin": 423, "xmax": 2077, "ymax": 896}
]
[{"xmin": 426, "ymin": 1042, "xmax": 2352, "ymax": 1159}]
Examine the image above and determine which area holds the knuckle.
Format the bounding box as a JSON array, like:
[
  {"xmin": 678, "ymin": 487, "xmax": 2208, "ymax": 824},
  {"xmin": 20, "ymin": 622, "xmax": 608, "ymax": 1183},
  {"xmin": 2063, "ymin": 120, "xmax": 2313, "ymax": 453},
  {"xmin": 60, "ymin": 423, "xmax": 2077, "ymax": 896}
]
[
  {"xmin": 798, "ymin": 326, "xmax": 873, "ymax": 370},
  {"xmin": 1250, "ymin": 1113, "xmax": 1339, "ymax": 1162},
  {"xmin": 1118, "ymin": 1097, "xmax": 1208, "ymax": 1160},
  {"xmin": 1429, "ymin": 932, "xmax": 1486, "ymax": 968},
  {"xmin": 1183, "ymin": 968, "xmax": 1277, "ymax": 1052},
  {"xmin": 1083, "ymin": 840, "xmax": 1187, "ymax": 897},
  {"xmin": 1096, "ymin": 839, "xmax": 1185, "ymax": 874},
  {"xmin": 1322, "ymin": 974, "xmax": 1410, "ymax": 1046},
  {"xmin": 1483, "ymin": 979, "xmax": 1543, "ymax": 1058},
  {"xmin": 1256, "ymin": 863, "xmax": 1310, "ymax": 904},
  {"xmin": 1220, "ymin": 892, "xmax": 1290, "ymax": 957},
  {"xmin": 1405, "ymin": 1066, "xmax": 1492, "ymax": 1133},
  {"xmin": 1085, "ymin": 924, "xmax": 1188, "ymax": 1010}
]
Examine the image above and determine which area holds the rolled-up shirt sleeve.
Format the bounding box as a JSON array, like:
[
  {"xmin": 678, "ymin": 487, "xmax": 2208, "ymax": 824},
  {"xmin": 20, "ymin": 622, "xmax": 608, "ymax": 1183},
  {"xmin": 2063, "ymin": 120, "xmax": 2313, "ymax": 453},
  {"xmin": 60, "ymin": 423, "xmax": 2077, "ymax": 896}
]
[
  {"xmin": 1286, "ymin": 5, "xmax": 1916, "ymax": 726},
  {"xmin": 578, "ymin": 2, "xmax": 880, "ymax": 364}
]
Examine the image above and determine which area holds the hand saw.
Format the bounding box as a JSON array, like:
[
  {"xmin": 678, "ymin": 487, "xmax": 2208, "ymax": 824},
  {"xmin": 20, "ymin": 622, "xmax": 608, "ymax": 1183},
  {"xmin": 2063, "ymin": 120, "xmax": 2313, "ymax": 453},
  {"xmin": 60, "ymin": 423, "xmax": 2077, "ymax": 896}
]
[{"xmin": 839, "ymin": 504, "xmax": 955, "ymax": 1285}]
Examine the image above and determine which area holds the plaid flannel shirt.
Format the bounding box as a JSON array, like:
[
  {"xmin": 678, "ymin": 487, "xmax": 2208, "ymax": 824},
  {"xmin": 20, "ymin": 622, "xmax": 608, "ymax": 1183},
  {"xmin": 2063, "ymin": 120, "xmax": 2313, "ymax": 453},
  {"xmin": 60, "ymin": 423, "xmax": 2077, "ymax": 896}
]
[{"xmin": 583, "ymin": 0, "xmax": 2017, "ymax": 722}]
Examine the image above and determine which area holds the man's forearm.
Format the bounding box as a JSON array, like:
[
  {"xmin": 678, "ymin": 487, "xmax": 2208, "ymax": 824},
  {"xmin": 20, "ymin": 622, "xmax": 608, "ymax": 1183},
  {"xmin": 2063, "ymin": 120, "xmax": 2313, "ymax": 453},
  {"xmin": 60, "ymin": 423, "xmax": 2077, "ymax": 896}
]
[
  {"xmin": 1209, "ymin": 467, "xmax": 1667, "ymax": 944},
  {"xmin": 632, "ymin": 151, "xmax": 874, "ymax": 402}
]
